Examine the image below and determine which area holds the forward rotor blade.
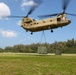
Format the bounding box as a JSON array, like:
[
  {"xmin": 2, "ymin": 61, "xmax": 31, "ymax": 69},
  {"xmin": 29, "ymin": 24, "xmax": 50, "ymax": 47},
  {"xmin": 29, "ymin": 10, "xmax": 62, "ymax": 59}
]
[
  {"xmin": 38, "ymin": 13, "xmax": 59, "ymax": 18},
  {"xmin": 0, "ymin": 16, "xmax": 25, "ymax": 18},
  {"xmin": 63, "ymin": 0, "xmax": 70, "ymax": 13},
  {"xmin": 7, "ymin": 16, "xmax": 24, "ymax": 18},
  {"xmin": 1, "ymin": 0, "xmax": 43, "ymax": 18},
  {"xmin": 66, "ymin": 13, "xmax": 76, "ymax": 16},
  {"xmin": 26, "ymin": 0, "xmax": 43, "ymax": 17},
  {"xmin": 26, "ymin": 5, "xmax": 37, "ymax": 17}
]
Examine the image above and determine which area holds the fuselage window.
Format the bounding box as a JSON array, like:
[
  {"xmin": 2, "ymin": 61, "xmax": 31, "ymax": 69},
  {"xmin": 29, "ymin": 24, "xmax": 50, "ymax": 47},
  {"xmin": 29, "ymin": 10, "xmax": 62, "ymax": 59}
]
[
  {"xmin": 43, "ymin": 21, "xmax": 45, "ymax": 23},
  {"xmin": 34, "ymin": 23, "xmax": 36, "ymax": 24},
  {"xmin": 50, "ymin": 20, "xmax": 52, "ymax": 22},
  {"xmin": 30, "ymin": 24, "xmax": 32, "ymax": 26},
  {"xmin": 24, "ymin": 24, "xmax": 25, "ymax": 26},
  {"xmin": 57, "ymin": 18, "xmax": 61, "ymax": 22}
]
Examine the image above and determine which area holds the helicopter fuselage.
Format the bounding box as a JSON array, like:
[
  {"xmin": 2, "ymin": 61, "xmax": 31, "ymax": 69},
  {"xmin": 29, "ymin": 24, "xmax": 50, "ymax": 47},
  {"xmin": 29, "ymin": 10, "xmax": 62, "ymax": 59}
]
[{"xmin": 21, "ymin": 14, "xmax": 71, "ymax": 33}]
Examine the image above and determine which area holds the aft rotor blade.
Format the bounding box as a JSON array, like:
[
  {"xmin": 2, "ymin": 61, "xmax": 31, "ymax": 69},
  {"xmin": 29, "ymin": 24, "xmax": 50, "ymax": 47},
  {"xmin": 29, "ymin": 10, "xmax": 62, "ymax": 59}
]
[
  {"xmin": 66, "ymin": 13, "xmax": 76, "ymax": 16},
  {"xmin": 38, "ymin": 13, "xmax": 59, "ymax": 18},
  {"xmin": 63, "ymin": 0, "xmax": 70, "ymax": 13}
]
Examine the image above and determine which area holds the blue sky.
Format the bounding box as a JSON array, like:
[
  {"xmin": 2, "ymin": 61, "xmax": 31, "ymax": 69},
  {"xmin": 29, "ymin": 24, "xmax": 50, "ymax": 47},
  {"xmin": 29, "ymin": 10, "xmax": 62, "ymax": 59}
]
[{"xmin": 0, "ymin": 0, "xmax": 76, "ymax": 48}]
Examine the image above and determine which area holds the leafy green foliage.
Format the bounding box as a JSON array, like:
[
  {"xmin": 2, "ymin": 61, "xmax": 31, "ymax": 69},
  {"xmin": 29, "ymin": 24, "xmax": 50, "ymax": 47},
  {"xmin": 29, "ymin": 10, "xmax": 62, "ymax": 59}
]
[{"xmin": 1, "ymin": 38, "xmax": 76, "ymax": 53}]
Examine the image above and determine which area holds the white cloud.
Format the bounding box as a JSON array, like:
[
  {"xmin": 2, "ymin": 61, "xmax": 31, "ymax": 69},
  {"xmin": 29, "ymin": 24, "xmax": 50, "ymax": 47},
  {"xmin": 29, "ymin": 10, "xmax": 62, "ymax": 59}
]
[
  {"xmin": 0, "ymin": 2, "xmax": 11, "ymax": 19},
  {"xmin": 0, "ymin": 29, "xmax": 17, "ymax": 38},
  {"xmin": 21, "ymin": 0, "xmax": 37, "ymax": 10}
]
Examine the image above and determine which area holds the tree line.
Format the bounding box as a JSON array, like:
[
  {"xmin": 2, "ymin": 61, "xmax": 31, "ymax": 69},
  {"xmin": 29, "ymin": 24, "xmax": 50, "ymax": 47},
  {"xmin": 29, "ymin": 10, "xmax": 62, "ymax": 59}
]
[{"xmin": 0, "ymin": 38, "xmax": 76, "ymax": 53}]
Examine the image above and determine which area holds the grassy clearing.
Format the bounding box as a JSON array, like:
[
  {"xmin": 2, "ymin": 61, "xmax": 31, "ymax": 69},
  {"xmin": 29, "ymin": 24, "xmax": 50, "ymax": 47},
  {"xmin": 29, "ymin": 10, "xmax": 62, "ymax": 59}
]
[{"xmin": 0, "ymin": 53, "xmax": 76, "ymax": 75}]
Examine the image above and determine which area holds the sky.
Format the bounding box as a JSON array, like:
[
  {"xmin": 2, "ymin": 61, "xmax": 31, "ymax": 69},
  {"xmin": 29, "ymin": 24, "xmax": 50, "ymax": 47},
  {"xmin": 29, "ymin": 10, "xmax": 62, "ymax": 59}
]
[{"xmin": 0, "ymin": 0, "xmax": 76, "ymax": 48}]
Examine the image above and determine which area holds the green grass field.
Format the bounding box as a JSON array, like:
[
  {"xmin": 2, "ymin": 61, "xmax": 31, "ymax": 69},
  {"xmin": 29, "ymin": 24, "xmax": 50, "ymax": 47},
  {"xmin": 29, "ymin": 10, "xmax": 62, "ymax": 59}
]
[{"xmin": 0, "ymin": 53, "xmax": 76, "ymax": 75}]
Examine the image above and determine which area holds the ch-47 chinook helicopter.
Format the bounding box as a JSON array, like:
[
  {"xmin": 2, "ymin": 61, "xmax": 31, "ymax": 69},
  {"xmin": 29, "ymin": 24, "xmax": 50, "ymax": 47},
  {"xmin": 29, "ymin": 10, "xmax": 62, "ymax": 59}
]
[
  {"xmin": 3, "ymin": 0, "xmax": 76, "ymax": 35},
  {"xmin": 21, "ymin": 0, "xmax": 76, "ymax": 35}
]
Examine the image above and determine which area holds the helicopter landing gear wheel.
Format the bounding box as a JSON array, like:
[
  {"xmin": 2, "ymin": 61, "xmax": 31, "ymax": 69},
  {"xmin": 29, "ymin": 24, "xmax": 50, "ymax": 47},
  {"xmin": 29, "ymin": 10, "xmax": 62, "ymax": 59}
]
[
  {"xmin": 26, "ymin": 30, "xmax": 28, "ymax": 32},
  {"xmin": 31, "ymin": 32, "xmax": 33, "ymax": 35},
  {"xmin": 61, "ymin": 26, "xmax": 62, "ymax": 28},
  {"xmin": 51, "ymin": 29, "xmax": 53, "ymax": 33}
]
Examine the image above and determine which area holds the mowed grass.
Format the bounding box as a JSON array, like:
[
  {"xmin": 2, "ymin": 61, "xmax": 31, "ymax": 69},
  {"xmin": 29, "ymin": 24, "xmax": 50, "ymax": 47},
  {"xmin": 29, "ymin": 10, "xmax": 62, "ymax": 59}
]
[{"xmin": 0, "ymin": 53, "xmax": 76, "ymax": 75}]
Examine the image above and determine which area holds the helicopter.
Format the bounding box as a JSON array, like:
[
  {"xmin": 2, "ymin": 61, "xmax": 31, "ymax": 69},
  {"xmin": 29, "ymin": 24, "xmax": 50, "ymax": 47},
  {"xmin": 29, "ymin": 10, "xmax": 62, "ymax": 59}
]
[
  {"xmin": 21, "ymin": 0, "xmax": 75, "ymax": 35},
  {"xmin": 2, "ymin": 0, "xmax": 76, "ymax": 35}
]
